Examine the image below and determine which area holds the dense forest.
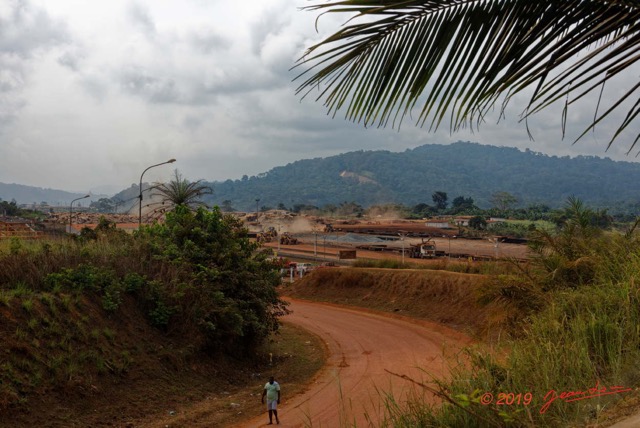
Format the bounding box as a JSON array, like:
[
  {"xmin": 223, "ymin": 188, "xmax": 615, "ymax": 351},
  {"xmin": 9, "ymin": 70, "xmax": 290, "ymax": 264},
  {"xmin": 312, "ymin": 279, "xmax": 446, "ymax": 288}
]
[{"xmin": 201, "ymin": 142, "xmax": 640, "ymax": 212}]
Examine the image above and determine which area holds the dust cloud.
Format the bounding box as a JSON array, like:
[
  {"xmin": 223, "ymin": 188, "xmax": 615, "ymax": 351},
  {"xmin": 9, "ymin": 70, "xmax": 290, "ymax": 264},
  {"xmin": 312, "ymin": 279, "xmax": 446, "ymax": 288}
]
[{"xmin": 366, "ymin": 206, "xmax": 403, "ymax": 220}]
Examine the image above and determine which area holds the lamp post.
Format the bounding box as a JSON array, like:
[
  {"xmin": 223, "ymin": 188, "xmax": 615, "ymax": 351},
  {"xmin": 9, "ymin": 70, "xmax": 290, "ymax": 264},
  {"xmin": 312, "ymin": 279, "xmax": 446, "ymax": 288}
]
[
  {"xmin": 69, "ymin": 194, "xmax": 90, "ymax": 233},
  {"xmin": 277, "ymin": 224, "xmax": 281, "ymax": 254},
  {"xmin": 323, "ymin": 233, "xmax": 327, "ymax": 262},
  {"xmin": 398, "ymin": 232, "xmax": 407, "ymax": 264},
  {"xmin": 447, "ymin": 235, "xmax": 457, "ymax": 259},
  {"xmin": 314, "ymin": 230, "xmax": 318, "ymax": 261},
  {"xmin": 139, "ymin": 159, "xmax": 176, "ymax": 228}
]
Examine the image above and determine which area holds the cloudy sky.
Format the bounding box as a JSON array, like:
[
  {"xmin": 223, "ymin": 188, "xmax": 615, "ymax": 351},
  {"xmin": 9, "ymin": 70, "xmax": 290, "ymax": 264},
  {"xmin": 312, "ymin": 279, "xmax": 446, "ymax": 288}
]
[{"xmin": 1, "ymin": 0, "xmax": 638, "ymax": 194}]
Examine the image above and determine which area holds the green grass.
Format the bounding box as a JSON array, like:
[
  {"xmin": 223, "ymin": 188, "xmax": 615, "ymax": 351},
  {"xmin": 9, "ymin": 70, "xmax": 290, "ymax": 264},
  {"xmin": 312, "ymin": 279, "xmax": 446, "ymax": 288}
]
[
  {"xmin": 21, "ymin": 299, "xmax": 34, "ymax": 313},
  {"xmin": 0, "ymin": 290, "xmax": 12, "ymax": 307},
  {"xmin": 375, "ymin": 228, "xmax": 640, "ymax": 427},
  {"xmin": 505, "ymin": 219, "xmax": 556, "ymax": 232}
]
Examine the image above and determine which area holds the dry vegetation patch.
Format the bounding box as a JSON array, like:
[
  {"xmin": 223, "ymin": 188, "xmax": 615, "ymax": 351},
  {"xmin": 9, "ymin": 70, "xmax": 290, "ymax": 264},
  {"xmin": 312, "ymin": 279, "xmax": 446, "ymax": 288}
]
[{"xmin": 283, "ymin": 267, "xmax": 504, "ymax": 338}]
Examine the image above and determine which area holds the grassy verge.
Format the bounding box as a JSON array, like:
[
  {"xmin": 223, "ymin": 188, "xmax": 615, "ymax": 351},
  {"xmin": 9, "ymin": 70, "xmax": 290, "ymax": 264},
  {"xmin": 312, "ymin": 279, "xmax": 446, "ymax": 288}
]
[{"xmin": 351, "ymin": 258, "xmax": 520, "ymax": 275}]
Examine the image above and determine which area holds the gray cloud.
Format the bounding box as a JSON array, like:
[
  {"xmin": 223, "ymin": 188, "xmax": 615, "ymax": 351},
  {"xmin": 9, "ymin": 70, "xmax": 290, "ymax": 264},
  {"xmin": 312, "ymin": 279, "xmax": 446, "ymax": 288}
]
[
  {"xmin": 0, "ymin": 60, "xmax": 24, "ymax": 93},
  {"xmin": 0, "ymin": 1, "xmax": 68, "ymax": 57},
  {"xmin": 116, "ymin": 67, "xmax": 179, "ymax": 103},
  {"xmin": 0, "ymin": 1, "xmax": 68, "ymax": 133},
  {"xmin": 57, "ymin": 49, "xmax": 85, "ymax": 71},
  {"xmin": 188, "ymin": 28, "xmax": 228, "ymax": 54},
  {"xmin": 127, "ymin": 2, "xmax": 156, "ymax": 37},
  {"xmin": 249, "ymin": 2, "xmax": 292, "ymax": 56}
]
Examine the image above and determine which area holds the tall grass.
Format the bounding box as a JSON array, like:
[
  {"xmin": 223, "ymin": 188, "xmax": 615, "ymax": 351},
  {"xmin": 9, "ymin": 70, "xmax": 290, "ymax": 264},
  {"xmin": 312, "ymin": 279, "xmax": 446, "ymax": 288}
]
[
  {"xmin": 351, "ymin": 258, "xmax": 518, "ymax": 275},
  {"xmin": 377, "ymin": 211, "xmax": 640, "ymax": 426}
]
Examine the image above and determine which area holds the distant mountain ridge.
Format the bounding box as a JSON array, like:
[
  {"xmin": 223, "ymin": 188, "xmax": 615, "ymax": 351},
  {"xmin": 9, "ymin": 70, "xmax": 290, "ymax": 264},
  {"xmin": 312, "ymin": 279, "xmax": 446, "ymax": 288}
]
[
  {"xmin": 0, "ymin": 183, "xmax": 106, "ymax": 206},
  {"xmin": 202, "ymin": 142, "xmax": 640, "ymax": 211},
  {"xmin": 4, "ymin": 142, "xmax": 640, "ymax": 211}
]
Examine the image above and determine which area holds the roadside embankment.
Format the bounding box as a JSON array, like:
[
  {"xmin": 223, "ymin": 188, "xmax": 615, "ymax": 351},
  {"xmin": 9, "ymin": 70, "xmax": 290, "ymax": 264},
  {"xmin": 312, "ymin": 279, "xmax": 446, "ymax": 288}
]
[{"xmin": 282, "ymin": 267, "xmax": 502, "ymax": 339}]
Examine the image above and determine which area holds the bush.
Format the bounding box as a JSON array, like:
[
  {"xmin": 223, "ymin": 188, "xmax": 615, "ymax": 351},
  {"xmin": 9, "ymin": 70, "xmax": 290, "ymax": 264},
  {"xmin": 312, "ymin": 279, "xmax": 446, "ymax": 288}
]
[{"xmin": 137, "ymin": 206, "xmax": 288, "ymax": 355}]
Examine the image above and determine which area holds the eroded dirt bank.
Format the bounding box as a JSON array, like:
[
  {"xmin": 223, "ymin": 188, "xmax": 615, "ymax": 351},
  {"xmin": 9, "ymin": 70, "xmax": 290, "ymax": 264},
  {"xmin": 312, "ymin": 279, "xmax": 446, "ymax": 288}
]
[{"xmin": 282, "ymin": 267, "xmax": 499, "ymax": 338}]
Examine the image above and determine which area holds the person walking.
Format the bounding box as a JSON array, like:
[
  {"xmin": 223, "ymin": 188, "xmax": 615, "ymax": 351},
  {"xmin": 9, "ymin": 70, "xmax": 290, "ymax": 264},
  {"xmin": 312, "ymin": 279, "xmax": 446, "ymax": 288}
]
[{"xmin": 261, "ymin": 376, "xmax": 280, "ymax": 425}]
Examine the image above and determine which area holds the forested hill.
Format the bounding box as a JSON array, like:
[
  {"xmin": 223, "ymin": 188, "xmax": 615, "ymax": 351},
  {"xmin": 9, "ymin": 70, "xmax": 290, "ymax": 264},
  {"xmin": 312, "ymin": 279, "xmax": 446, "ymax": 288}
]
[{"xmin": 203, "ymin": 142, "xmax": 640, "ymax": 211}]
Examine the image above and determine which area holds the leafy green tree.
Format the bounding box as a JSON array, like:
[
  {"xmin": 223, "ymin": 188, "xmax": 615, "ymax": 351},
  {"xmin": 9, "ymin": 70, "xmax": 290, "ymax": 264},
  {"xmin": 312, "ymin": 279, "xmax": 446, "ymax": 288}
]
[
  {"xmin": 525, "ymin": 203, "xmax": 552, "ymax": 221},
  {"xmin": 152, "ymin": 169, "xmax": 213, "ymax": 211},
  {"xmin": 530, "ymin": 197, "xmax": 603, "ymax": 289},
  {"xmin": 220, "ymin": 200, "xmax": 235, "ymax": 212},
  {"xmin": 550, "ymin": 199, "xmax": 613, "ymax": 229},
  {"xmin": 141, "ymin": 205, "xmax": 288, "ymax": 354},
  {"xmin": 337, "ymin": 201, "xmax": 365, "ymax": 217},
  {"xmin": 411, "ymin": 203, "xmax": 436, "ymax": 218},
  {"xmin": 491, "ymin": 191, "xmax": 518, "ymax": 212},
  {"xmin": 90, "ymin": 198, "xmax": 115, "ymax": 213},
  {"xmin": 0, "ymin": 199, "xmax": 21, "ymax": 216},
  {"xmin": 292, "ymin": 204, "xmax": 319, "ymax": 213},
  {"xmin": 468, "ymin": 216, "xmax": 487, "ymax": 230},
  {"xmin": 432, "ymin": 191, "xmax": 448, "ymax": 211},
  {"xmin": 297, "ymin": 1, "xmax": 639, "ymax": 149},
  {"xmin": 592, "ymin": 208, "xmax": 613, "ymax": 229},
  {"xmin": 450, "ymin": 196, "xmax": 476, "ymax": 214}
]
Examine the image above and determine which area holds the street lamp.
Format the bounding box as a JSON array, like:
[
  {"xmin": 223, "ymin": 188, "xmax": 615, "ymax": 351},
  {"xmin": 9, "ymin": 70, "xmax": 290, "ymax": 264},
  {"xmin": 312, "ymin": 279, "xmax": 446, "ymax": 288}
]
[
  {"xmin": 323, "ymin": 233, "xmax": 327, "ymax": 262},
  {"xmin": 69, "ymin": 194, "xmax": 90, "ymax": 233},
  {"xmin": 448, "ymin": 235, "xmax": 457, "ymax": 259},
  {"xmin": 398, "ymin": 231, "xmax": 407, "ymax": 264},
  {"xmin": 139, "ymin": 159, "xmax": 176, "ymax": 228},
  {"xmin": 277, "ymin": 223, "xmax": 281, "ymax": 254},
  {"xmin": 314, "ymin": 230, "xmax": 318, "ymax": 261}
]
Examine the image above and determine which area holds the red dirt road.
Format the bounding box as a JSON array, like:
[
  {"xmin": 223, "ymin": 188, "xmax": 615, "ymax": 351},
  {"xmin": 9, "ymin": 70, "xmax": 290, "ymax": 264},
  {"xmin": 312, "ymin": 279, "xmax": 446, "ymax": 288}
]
[{"xmin": 237, "ymin": 298, "xmax": 471, "ymax": 428}]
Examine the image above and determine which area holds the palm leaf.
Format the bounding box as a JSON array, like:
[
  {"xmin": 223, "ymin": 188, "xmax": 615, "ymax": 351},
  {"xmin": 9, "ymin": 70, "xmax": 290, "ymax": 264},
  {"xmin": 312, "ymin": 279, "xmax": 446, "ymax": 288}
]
[
  {"xmin": 152, "ymin": 170, "xmax": 213, "ymax": 210},
  {"xmin": 295, "ymin": 0, "xmax": 640, "ymax": 150}
]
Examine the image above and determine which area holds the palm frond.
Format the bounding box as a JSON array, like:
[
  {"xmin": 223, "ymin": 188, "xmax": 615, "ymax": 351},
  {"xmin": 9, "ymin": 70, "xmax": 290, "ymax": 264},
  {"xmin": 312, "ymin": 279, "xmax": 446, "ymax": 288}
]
[
  {"xmin": 152, "ymin": 170, "xmax": 213, "ymax": 210},
  {"xmin": 295, "ymin": 0, "xmax": 640, "ymax": 150}
]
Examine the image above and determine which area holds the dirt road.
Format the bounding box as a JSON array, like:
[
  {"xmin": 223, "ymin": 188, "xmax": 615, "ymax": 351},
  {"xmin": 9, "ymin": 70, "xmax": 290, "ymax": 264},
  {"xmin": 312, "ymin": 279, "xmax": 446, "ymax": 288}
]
[{"xmin": 237, "ymin": 298, "xmax": 471, "ymax": 428}]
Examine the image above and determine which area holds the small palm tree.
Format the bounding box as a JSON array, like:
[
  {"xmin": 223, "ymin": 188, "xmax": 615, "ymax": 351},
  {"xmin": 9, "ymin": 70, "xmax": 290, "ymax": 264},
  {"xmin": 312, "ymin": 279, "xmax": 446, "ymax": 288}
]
[
  {"xmin": 296, "ymin": 0, "xmax": 639, "ymax": 151},
  {"xmin": 152, "ymin": 170, "xmax": 213, "ymax": 211}
]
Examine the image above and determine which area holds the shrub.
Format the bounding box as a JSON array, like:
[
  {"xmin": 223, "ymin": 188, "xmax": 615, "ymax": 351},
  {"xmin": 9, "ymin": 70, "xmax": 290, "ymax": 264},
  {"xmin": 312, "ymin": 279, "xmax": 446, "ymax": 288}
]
[{"xmin": 137, "ymin": 206, "xmax": 288, "ymax": 355}]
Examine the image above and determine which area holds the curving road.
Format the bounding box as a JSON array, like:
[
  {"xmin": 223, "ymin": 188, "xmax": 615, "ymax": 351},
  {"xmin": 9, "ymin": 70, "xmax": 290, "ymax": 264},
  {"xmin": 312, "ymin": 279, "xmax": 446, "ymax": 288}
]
[{"xmin": 238, "ymin": 298, "xmax": 471, "ymax": 428}]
